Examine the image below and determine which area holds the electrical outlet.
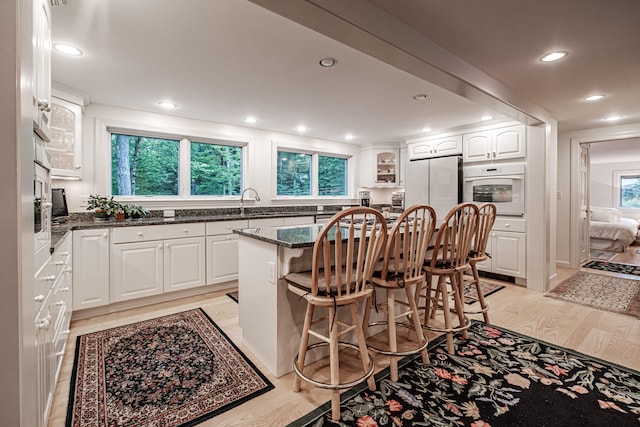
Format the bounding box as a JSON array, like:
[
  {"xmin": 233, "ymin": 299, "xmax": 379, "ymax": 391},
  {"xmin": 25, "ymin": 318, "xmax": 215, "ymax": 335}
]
[
  {"xmin": 79, "ymin": 195, "xmax": 89, "ymax": 207},
  {"xmin": 267, "ymin": 261, "xmax": 276, "ymax": 285},
  {"xmin": 317, "ymin": 205, "xmax": 324, "ymax": 213},
  {"xmin": 163, "ymin": 210, "xmax": 175, "ymax": 217}
]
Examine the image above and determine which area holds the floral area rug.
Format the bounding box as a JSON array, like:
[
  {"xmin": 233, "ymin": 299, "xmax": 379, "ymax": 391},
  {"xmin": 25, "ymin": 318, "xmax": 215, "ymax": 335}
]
[
  {"xmin": 66, "ymin": 308, "xmax": 273, "ymax": 427},
  {"xmin": 545, "ymin": 271, "xmax": 640, "ymax": 319},
  {"xmin": 582, "ymin": 260, "xmax": 640, "ymax": 277},
  {"xmin": 288, "ymin": 321, "xmax": 640, "ymax": 426},
  {"xmin": 463, "ymin": 281, "xmax": 505, "ymax": 304},
  {"xmin": 226, "ymin": 291, "xmax": 239, "ymax": 303}
]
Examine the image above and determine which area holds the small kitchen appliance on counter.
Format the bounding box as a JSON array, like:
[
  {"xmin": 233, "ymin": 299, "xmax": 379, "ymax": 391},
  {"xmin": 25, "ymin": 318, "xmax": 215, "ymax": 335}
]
[
  {"xmin": 391, "ymin": 191, "xmax": 404, "ymax": 212},
  {"xmin": 358, "ymin": 190, "xmax": 371, "ymax": 207}
]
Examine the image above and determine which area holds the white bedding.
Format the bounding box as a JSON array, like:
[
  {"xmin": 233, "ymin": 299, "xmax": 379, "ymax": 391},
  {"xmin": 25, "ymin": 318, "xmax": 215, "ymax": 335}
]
[{"xmin": 590, "ymin": 217, "xmax": 640, "ymax": 247}]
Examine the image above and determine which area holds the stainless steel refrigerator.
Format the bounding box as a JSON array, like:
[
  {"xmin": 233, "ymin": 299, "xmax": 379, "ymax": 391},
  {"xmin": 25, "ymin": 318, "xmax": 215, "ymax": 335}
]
[{"xmin": 404, "ymin": 155, "xmax": 463, "ymax": 224}]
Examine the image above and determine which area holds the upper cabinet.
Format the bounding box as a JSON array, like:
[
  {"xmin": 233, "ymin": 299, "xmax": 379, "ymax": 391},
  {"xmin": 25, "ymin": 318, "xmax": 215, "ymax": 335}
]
[
  {"xmin": 463, "ymin": 124, "xmax": 525, "ymax": 163},
  {"xmin": 48, "ymin": 93, "xmax": 83, "ymax": 178},
  {"xmin": 406, "ymin": 135, "xmax": 462, "ymax": 160},
  {"xmin": 33, "ymin": 0, "xmax": 52, "ymax": 142},
  {"xmin": 360, "ymin": 148, "xmax": 400, "ymax": 187}
]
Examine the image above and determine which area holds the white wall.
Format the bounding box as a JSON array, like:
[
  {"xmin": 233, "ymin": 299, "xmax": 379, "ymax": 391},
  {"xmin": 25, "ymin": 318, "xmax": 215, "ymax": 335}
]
[
  {"xmin": 55, "ymin": 103, "xmax": 363, "ymax": 212},
  {"xmin": 590, "ymin": 160, "xmax": 640, "ymax": 220}
]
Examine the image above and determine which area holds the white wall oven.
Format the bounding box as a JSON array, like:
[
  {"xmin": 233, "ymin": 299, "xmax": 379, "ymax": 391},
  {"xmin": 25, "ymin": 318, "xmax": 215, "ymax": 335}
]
[
  {"xmin": 463, "ymin": 162, "xmax": 525, "ymax": 217},
  {"xmin": 34, "ymin": 137, "xmax": 52, "ymax": 255}
]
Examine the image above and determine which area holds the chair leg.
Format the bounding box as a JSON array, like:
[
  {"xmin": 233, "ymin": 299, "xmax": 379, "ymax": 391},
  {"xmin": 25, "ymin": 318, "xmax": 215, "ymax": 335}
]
[
  {"xmin": 328, "ymin": 305, "xmax": 340, "ymax": 421},
  {"xmin": 350, "ymin": 303, "xmax": 375, "ymax": 391},
  {"xmin": 438, "ymin": 275, "xmax": 455, "ymax": 354},
  {"xmin": 362, "ymin": 293, "xmax": 373, "ymax": 340},
  {"xmin": 294, "ymin": 303, "xmax": 314, "ymax": 392},
  {"xmin": 406, "ymin": 284, "xmax": 429, "ymax": 365},
  {"xmin": 420, "ymin": 273, "xmax": 434, "ymax": 327},
  {"xmin": 387, "ymin": 289, "xmax": 399, "ymax": 381},
  {"xmin": 471, "ymin": 264, "xmax": 490, "ymax": 323},
  {"xmin": 452, "ymin": 271, "xmax": 468, "ymax": 340}
]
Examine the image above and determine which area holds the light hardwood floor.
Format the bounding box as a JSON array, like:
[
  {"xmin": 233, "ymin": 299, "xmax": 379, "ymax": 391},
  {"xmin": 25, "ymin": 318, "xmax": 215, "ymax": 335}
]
[{"xmin": 47, "ymin": 262, "xmax": 640, "ymax": 427}]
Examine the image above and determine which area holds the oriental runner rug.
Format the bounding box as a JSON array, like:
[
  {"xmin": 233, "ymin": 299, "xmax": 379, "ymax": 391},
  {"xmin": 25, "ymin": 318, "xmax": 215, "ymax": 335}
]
[
  {"xmin": 545, "ymin": 271, "xmax": 640, "ymax": 319},
  {"xmin": 583, "ymin": 260, "xmax": 640, "ymax": 277},
  {"xmin": 288, "ymin": 321, "xmax": 640, "ymax": 426},
  {"xmin": 66, "ymin": 308, "xmax": 273, "ymax": 427}
]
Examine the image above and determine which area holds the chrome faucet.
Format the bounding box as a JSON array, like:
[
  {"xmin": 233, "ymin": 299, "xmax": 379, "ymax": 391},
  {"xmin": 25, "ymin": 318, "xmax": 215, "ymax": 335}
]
[{"xmin": 240, "ymin": 187, "xmax": 260, "ymax": 217}]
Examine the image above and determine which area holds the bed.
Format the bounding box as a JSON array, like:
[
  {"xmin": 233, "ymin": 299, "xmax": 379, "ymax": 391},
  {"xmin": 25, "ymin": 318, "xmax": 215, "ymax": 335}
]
[{"xmin": 589, "ymin": 207, "xmax": 640, "ymax": 252}]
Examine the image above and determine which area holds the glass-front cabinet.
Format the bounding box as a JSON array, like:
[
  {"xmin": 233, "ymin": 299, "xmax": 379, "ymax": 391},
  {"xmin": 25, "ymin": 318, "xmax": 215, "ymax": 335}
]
[
  {"xmin": 47, "ymin": 94, "xmax": 83, "ymax": 179},
  {"xmin": 360, "ymin": 148, "xmax": 400, "ymax": 187},
  {"xmin": 376, "ymin": 151, "xmax": 397, "ymax": 184}
]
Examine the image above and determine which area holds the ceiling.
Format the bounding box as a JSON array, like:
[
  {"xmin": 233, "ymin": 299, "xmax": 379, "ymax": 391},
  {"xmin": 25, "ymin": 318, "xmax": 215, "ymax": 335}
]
[{"xmin": 51, "ymin": 0, "xmax": 640, "ymax": 145}]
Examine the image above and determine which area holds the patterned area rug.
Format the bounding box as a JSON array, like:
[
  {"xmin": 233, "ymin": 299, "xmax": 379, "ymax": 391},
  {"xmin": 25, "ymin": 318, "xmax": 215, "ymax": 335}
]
[
  {"xmin": 463, "ymin": 280, "xmax": 505, "ymax": 304},
  {"xmin": 288, "ymin": 321, "xmax": 640, "ymax": 426},
  {"xmin": 545, "ymin": 271, "xmax": 640, "ymax": 318},
  {"xmin": 590, "ymin": 249, "xmax": 618, "ymax": 261},
  {"xmin": 226, "ymin": 291, "xmax": 239, "ymax": 302},
  {"xmin": 582, "ymin": 260, "xmax": 640, "ymax": 276},
  {"xmin": 66, "ymin": 308, "xmax": 273, "ymax": 427}
]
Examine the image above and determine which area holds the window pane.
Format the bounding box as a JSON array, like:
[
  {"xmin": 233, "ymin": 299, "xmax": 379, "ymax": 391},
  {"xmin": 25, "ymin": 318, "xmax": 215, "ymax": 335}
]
[
  {"xmin": 111, "ymin": 133, "xmax": 179, "ymax": 196},
  {"xmin": 190, "ymin": 142, "xmax": 242, "ymax": 196},
  {"xmin": 277, "ymin": 151, "xmax": 311, "ymax": 196},
  {"xmin": 318, "ymin": 156, "xmax": 347, "ymax": 196},
  {"xmin": 621, "ymin": 175, "xmax": 640, "ymax": 208}
]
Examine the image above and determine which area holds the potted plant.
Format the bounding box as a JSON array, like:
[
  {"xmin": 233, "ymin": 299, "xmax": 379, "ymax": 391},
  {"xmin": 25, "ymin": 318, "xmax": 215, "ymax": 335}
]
[
  {"xmin": 87, "ymin": 194, "xmax": 121, "ymax": 219},
  {"xmin": 123, "ymin": 203, "xmax": 150, "ymax": 220}
]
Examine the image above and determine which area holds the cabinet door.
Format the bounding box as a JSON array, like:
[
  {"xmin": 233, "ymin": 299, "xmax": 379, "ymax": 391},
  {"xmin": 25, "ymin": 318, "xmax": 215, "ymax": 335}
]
[
  {"xmin": 164, "ymin": 237, "xmax": 206, "ymax": 292},
  {"xmin": 111, "ymin": 241, "xmax": 164, "ymax": 302},
  {"xmin": 433, "ymin": 135, "xmax": 463, "ymax": 156},
  {"xmin": 407, "ymin": 140, "xmax": 435, "ymax": 160},
  {"xmin": 475, "ymin": 238, "xmax": 493, "ymax": 272},
  {"xmin": 33, "ymin": 0, "xmax": 52, "ymax": 142},
  {"xmin": 493, "ymin": 125, "xmax": 526, "ymax": 160},
  {"xmin": 375, "ymin": 150, "xmax": 398, "ymax": 184},
  {"xmin": 491, "ymin": 231, "xmax": 526, "ymax": 278},
  {"xmin": 49, "ymin": 96, "xmax": 82, "ymax": 178},
  {"xmin": 463, "ymin": 131, "xmax": 492, "ymax": 162},
  {"xmin": 73, "ymin": 229, "xmax": 110, "ymax": 310},
  {"xmin": 207, "ymin": 234, "xmax": 239, "ymax": 285},
  {"xmin": 35, "ymin": 297, "xmax": 54, "ymax": 427}
]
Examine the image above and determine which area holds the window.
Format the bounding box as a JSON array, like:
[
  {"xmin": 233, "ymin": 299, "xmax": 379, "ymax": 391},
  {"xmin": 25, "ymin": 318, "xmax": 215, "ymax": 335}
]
[
  {"xmin": 620, "ymin": 174, "xmax": 640, "ymax": 208},
  {"xmin": 277, "ymin": 150, "xmax": 349, "ymax": 197},
  {"xmin": 110, "ymin": 131, "xmax": 243, "ymax": 197}
]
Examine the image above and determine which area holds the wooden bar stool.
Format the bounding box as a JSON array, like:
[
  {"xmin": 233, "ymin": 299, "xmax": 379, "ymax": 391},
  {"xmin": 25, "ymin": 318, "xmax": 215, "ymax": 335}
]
[
  {"xmin": 463, "ymin": 203, "xmax": 497, "ymax": 323},
  {"xmin": 284, "ymin": 207, "xmax": 387, "ymax": 421},
  {"xmin": 363, "ymin": 204, "xmax": 436, "ymax": 382},
  {"xmin": 416, "ymin": 202, "xmax": 478, "ymax": 354}
]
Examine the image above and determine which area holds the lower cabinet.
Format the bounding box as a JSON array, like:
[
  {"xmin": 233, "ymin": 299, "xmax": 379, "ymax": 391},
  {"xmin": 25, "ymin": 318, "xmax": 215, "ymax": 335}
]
[
  {"xmin": 73, "ymin": 229, "xmax": 110, "ymax": 309},
  {"xmin": 476, "ymin": 219, "xmax": 526, "ymax": 278},
  {"xmin": 111, "ymin": 240, "xmax": 164, "ymax": 301},
  {"xmin": 206, "ymin": 219, "xmax": 248, "ymax": 287}
]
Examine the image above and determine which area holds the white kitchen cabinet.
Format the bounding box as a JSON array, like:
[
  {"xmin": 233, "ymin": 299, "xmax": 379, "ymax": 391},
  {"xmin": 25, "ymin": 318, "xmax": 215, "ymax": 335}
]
[
  {"xmin": 399, "ymin": 147, "xmax": 408, "ymax": 186},
  {"xmin": 360, "ymin": 148, "xmax": 400, "ymax": 187},
  {"xmin": 406, "ymin": 135, "xmax": 462, "ymax": 160},
  {"xmin": 35, "ymin": 290, "xmax": 54, "ymax": 427},
  {"xmin": 476, "ymin": 218, "xmax": 526, "ymax": 279},
  {"xmin": 32, "ymin": 0, "xmax": 52, "ymax": 142},
  {"xmin": 463, "ymin": 124, "xmax": 525, "ymax": 163},
  {"xmin": 206, "ymin": 219, "xmax": 248, "ymax": 287},
  {"xmin": 48, "ymin": 93, "xmax": 83, "ymax": 178},
  {"xmin": 111, "ymin": 223, "xmax": 206, "ymax": 302},
  {"xmin": 73, "ymin": 229, "xmax": 110, "ymax": 310}
]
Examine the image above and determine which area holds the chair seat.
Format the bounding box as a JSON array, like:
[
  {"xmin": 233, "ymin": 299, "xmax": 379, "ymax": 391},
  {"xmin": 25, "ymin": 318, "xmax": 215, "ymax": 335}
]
[{"xmin": 286, "ymin": 269, "xmax": 373, "ymax": 302}]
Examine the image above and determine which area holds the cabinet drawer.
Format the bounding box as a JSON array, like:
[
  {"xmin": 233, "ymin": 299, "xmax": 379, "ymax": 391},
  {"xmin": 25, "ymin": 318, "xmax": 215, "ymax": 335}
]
[
  {"xmin": 112, "ymin": 223, "xmax": 205, "ymax": 243},
  {"xmin": 493, "ymin": 218, "xmax": 526, "ymax": 233},
  {"xmin": 206, "ymin": 220, "xmax": 249, "ymax": 235}
]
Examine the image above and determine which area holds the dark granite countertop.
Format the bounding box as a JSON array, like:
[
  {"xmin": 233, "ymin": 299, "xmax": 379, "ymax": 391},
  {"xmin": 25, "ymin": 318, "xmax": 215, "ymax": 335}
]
[{"xmin": 234, "ymin": 223, "xmax": 352, "ymax": 248}]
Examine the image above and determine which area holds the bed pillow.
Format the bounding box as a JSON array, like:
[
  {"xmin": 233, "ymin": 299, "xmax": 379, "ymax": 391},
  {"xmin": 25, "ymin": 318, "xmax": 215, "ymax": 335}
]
[{"xmin": 591, "ymin": 206, "xmax": 621, "ymax": 223}]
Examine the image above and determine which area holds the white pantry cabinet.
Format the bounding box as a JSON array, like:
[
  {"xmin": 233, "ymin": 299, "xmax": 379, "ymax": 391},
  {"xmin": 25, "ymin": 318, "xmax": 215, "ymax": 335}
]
[
  {"xmin": 463, "ymin": 124, "xmax": 525, "ymax": 163},
  {"xmin": 111, "ymin": 224, "xmax": 206, "ymax": 302},
  {"xmin": 73, "ymin": 229, "xmax": 110, "ymax": 310},
  {"xmin": 32, "ymin": 0, "xmax": 52, "ymax": 142},
  {"xmin": 475, "ymin": 218, "xmax": 526, "ymax": 278},
  {"xmin": 406, "ymin": 134, "xmax": 462, "ymax": 160}
]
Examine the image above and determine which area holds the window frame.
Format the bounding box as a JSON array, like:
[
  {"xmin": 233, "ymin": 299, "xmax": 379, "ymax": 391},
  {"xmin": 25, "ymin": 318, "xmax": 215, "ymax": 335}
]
[
  {"xmin": 273, "ymin": 143, "xmax": 354, "ymax": 200},
  {"xmin": 613, "ymin": 169, "xmax": 640, "ymax": 211},
  {"xmin": 98, "ymin": 120, "xmax": 248, "ymax": 206}
]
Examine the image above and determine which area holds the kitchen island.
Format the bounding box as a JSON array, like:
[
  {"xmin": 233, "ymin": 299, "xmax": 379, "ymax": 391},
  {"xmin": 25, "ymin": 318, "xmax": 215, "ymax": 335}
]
[{"xmin": 234, "ymin": 223, "xmax": 386, "ymax": 378}]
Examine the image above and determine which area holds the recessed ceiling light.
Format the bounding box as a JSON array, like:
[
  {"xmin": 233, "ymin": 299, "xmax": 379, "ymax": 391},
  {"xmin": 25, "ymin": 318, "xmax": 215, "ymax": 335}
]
[
  {"xmin": 421, "ymin": 127, "xmax": 432, "ymax": 133},
  {"xmin": 53, "ymin": 43, "xmax": 83, "ymax": 56},
  {"xmin": 584, "ymin": 94, "xmax": 605, "ymax": 101},
  {"xmin": 319, "ymin": 57, "xmax": 337, "ymax": 67},
  {"xmin": 413, "ymin": 94, "xmax": 428, "ymax": 100},
  {"xmin": 344, "ymin": 133, "xmax": 354, "ymax": 140},
  {"xmin": 244, "ymin": 116, "xmax": 257, "ymax": 124},
  {"xmin": 540, "ymin": 51, "xmax": 567, "ymax": 62},
  {"xmin": 157, "ymin": 101, "xmax": 177, "ymax": 109},
  {"xmin": 604, "ymin": 115, "xmax": 623, "ymax": 122},
  {"xmin": 480, "ymin": 115, "xmax": 493, "ymax": 121},
  {"xmin": 295, "ymin": 125, "xmax": 308, "ymax": 133}
]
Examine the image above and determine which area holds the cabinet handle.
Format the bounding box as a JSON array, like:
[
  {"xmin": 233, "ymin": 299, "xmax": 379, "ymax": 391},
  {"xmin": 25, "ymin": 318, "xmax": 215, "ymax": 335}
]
[
  {"xmin": 504, "ymin": 224, "xmax": 511, "ymax": 228},
  {"xmin": 103, "ymin": 232, "xmax": 108, "ymax": 238},
  {"xmin": 56, "ymin": 301, "xmax": 65, "ymax": 307},
  {"xmin": 38, "ymin": 99, "xmax": 51, "ymax": 112},
  {"xmin": 227, "ymin": 236, "xmax": 233, "ymax": 240},
  {"xmin": 74, "ymin": 166, "xmax": 82, "ymax": 170},
  {"xmin": 159, "ymin": 244, "xmax": 163, "ymax": 249},
  {"xmin": 486, "ymin": 152, "xmax": 490, "ymax": 159},
  {"xmin": 54, "ymin": 261, "xmax": 64, "ymax": 266},
  {"xmin": 183, "ymin": 228, "xmax": 188, "ymax": 233},
  {"xmin": 59, "ymin": 287, "xmax": 69, "ymax": 292},
  {"xmin": 66, "ymin": 267, "xmax": 72, "ymax": 273},
  {"xmin": 137, "ymin": 232, "xmax": 143, "ymax": 236},
  {"xmin": 493, "ymin": 151, "xmax": 496, "ymax": 158},
  {"xmin": 34, "ymin": 294, "xmax": 45, "ymax": 302},
  {"xmin": 43, "ymin": 275, "xmax": 56, "ymax": 282},
  {"xmin": 59, "ymin": 251, "xmax": 69, "ymax": 256}
]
